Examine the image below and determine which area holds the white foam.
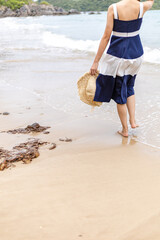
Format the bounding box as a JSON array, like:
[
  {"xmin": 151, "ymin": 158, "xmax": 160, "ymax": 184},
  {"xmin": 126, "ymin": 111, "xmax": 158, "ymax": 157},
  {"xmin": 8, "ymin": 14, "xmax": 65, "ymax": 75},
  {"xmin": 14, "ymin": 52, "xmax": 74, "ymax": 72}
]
[
  {"xmin": 42, "ymin": 31, "xmax": 99, "ymax": 52},
  {"xmin": 143, "ymin": 46, "xmax": 160, "ymax": 64},
  {"xmin": 0, "ymin": 18, "xmax": 44, "ymax": 31}
]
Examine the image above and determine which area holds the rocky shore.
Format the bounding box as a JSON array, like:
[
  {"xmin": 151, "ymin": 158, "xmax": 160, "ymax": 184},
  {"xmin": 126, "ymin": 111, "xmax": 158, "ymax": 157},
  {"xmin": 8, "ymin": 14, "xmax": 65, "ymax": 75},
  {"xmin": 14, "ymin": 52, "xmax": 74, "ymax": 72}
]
[{"xmin": 0, "ymin": 4, "xmax": 80, "ymax": 18}]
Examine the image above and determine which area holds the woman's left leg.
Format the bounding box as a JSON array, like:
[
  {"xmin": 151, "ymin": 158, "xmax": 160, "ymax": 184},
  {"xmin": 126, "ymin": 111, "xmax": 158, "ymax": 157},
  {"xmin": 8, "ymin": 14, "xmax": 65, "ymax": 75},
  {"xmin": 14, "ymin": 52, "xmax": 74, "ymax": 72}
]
[
  {"xmin": 117, "ymin": 103, "xmax": 128, "ymax": 137},
  {"xmin": 126, "ymin": 95, "xmax": 139, "ymax": 128}
]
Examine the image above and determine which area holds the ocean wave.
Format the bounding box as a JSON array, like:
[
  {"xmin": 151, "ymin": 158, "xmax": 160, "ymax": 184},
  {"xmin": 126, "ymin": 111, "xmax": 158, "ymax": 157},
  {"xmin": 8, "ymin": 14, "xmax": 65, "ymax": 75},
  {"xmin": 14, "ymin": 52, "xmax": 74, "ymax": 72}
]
[
  {"xmin": 42, "ymin": 32, "xmax": 100, "ymax": 52},
  {"xmin": 42, "ymin": 32, "xmax": 160, "ymax": 64}
]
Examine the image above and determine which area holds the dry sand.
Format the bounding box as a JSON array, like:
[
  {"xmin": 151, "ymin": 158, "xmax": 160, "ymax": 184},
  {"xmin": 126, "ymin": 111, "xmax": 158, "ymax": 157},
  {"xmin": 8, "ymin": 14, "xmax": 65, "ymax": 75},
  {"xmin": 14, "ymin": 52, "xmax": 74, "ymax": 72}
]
[{"xmin": 0, "ymin": 84, "xmax": 160, "ymax": 240}]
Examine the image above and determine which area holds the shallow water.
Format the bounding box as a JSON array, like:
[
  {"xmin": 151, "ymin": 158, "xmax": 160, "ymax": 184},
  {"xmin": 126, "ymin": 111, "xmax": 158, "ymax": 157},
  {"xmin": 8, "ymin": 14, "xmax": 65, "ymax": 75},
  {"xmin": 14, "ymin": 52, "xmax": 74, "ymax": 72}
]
[{"xmin": 0, "ymin": 12, "xmax": 160, "ymax": 149}]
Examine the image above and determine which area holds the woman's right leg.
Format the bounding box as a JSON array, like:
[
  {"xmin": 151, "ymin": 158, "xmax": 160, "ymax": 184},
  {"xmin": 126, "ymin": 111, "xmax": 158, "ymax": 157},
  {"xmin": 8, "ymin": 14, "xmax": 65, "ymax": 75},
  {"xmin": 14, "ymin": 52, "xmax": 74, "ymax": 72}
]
[
  {"xmin": 117, "ymin": 103, "xmax": 128, "ymax": 137},
  {"xmin": 126, "ymin": 95, "xmax": 139, "ymax": 128}
]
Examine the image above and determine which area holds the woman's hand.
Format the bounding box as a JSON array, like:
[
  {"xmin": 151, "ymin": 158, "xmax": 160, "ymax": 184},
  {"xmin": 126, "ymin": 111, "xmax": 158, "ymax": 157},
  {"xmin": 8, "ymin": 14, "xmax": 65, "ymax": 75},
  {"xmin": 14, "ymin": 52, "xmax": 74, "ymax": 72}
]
[{"xmin": 90, "ymin": 61, "xmax": 99, "ymax": 75}]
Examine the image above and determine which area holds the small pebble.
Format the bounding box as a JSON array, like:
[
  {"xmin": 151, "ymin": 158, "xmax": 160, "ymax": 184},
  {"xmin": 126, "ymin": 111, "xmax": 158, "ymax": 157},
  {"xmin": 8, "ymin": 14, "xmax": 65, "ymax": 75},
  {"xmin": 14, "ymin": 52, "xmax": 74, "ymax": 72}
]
[
  {"xmin": 3, "ymin": 112, "xmax": 10, "ymax": 115},
  {"xmin": 49, "ymin": 143, "xmax": 56, "ymax": 150},
  {"xmin": 59, "ymin": 137, "xmax": 72, "ymax": 142},
  {"xmin": 43, "ymin": 131, "xmax": 50, "ymax": 134}
]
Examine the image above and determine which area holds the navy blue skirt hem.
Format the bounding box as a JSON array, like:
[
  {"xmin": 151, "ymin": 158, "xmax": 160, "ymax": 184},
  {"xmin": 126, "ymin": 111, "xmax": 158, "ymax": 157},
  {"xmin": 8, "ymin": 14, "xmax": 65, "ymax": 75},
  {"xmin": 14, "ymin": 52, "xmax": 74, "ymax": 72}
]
[
  {"xmin": 93, "ymin": 73, "xmax": 136, "ymax": 105},
  {"xmin": 112, "ymin": 92, "xmax": 135, "ymax": 104}
]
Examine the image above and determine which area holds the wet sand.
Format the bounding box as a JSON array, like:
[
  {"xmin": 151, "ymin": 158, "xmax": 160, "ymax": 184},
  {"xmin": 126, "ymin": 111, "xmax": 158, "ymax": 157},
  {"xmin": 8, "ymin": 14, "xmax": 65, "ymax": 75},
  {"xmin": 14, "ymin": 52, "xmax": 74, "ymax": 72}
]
[{"xmin": 0, "ymin": 79, "xmax": 160, "ymax": 240}]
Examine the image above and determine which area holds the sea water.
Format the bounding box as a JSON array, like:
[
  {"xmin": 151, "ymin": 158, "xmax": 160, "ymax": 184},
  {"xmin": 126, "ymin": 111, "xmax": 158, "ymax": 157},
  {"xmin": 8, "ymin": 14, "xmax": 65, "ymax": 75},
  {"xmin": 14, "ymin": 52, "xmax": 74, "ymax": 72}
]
[{"xmin": 0, "ymin": 11, "xmax": 159, "ymax": 148}]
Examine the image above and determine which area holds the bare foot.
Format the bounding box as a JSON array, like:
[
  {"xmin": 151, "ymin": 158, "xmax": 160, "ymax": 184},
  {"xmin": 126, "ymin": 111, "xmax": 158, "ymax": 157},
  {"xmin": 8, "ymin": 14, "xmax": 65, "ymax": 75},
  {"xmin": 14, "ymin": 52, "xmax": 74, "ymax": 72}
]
[
  {"xmin": 117, "ymin": 130, "xmax": 128, "ymax": 138},
  {"xmin": 130, "ymin": 121, "xmax": 139, "ymax": 129}
]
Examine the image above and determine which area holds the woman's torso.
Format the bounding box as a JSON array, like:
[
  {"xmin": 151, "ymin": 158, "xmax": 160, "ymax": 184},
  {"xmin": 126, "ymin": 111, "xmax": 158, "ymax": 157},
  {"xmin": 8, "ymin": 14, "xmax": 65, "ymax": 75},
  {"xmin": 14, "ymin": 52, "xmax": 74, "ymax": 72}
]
[{"xmin": 107, "ymin": 1, "xmax": 144, "ymax": 59}]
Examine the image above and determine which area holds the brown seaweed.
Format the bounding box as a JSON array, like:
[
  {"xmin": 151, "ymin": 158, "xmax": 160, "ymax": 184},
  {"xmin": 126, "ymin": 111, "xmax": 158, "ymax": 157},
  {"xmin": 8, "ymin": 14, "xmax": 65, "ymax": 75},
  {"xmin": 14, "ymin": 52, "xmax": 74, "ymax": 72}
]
[
  {"xmin": 1, "ymin": 122, "xmax": 50, "ymax": 134},
  {"xmin": 0, "ymin": 139, "xmax": 53, "ymax": 171}
]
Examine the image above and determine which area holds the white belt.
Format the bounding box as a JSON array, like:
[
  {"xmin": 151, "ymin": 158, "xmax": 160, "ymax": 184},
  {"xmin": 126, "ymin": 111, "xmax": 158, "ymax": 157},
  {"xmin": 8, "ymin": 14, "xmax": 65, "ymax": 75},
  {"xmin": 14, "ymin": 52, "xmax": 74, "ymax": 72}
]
[{"xmin": 112, "ymin": 30, "xmax": 139, "ymax": 37}]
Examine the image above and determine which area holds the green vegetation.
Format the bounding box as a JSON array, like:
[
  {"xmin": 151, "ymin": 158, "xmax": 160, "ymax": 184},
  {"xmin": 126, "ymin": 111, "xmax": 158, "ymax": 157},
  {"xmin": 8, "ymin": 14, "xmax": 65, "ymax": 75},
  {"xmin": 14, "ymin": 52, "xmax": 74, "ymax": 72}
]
[
  {"xmin": 40, "ymin": 1, "xmax": 50, "ymax": 5},
  {"xmin": 0, "ymin": 0, "xmax": 50, "ymax": 10},
  {"xmin": 45, "ymin": 0, "xmax": 160, "ymax": 11},
  {"xmin": 0, "ymin": 0, "xmax": 27, "ymax": 10},
  {"xmin": 0, "ymin": 0, "xmax": 33, "ymax": 10}
]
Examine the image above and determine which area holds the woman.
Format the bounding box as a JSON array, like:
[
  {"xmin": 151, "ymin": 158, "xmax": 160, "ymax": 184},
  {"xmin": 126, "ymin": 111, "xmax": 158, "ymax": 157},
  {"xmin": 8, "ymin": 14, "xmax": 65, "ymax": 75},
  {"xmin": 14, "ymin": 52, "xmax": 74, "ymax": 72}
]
[{"xmin": 90, "ymin": 0, "xmax": 154, "ymax": 137}]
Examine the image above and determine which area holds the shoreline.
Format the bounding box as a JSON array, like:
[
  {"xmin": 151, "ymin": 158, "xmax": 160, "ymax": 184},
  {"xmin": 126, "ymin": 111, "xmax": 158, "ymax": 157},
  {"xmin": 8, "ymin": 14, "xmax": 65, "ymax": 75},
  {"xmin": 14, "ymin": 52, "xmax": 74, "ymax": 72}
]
[{"xmin": 0, "ymin": 78, "xmax": 159, "ymax": 160}]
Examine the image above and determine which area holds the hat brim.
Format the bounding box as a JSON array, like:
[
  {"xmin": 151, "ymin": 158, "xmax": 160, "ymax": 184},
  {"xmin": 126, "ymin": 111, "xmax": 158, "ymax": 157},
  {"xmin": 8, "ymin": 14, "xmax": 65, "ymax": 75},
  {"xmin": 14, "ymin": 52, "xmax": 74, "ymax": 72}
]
[{"xmin": 77, "ymin": 72, "xmax": 102, "ymax": 107}]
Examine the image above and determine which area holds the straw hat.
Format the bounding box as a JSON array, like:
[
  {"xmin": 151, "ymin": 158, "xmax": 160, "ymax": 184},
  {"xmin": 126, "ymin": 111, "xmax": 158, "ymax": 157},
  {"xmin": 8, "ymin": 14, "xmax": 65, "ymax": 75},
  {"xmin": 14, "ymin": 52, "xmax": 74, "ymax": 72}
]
[{"xmin": 77, "ymin": 71, "xmax": 102, "ymax": 107}]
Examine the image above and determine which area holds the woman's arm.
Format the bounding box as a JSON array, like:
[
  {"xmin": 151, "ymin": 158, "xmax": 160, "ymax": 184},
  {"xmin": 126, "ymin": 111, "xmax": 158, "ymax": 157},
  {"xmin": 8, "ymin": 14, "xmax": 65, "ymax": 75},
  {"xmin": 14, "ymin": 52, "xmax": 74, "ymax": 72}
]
[
  {"xmin": 143, "ymin": 0, "xmax": 154, "ymax": 13},
  {"xmin": 90, "ymin": 5, "xmax": 114, "ymax": 75}
]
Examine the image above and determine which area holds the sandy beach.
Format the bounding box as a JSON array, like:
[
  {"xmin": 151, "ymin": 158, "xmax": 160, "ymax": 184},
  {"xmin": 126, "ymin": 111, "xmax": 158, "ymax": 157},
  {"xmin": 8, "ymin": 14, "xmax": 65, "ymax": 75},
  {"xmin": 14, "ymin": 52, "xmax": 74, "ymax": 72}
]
[{"xmin": 0, "ymin": 75, "xmax": 160, "ymax": 240}]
